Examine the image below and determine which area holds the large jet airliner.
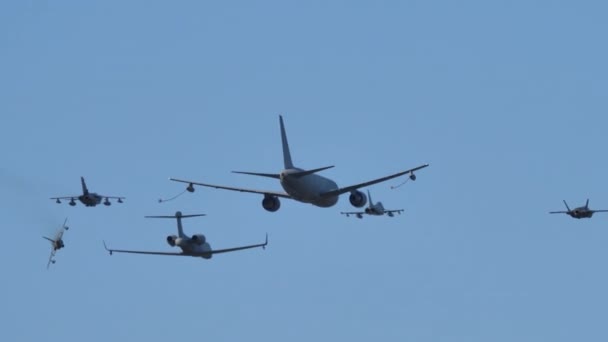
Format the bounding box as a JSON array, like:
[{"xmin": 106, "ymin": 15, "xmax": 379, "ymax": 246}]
[{"xmin": 171, "ymin": 116, "xmax": 429, "ymax": 212}]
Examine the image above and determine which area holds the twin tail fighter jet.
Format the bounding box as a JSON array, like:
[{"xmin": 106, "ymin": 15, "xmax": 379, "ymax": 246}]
[
  {"xmin": 549, "ymin": 199, "xmax": 608, "ymax": 219},
  {"xmin": 171, "ymin": 115, "xmax": 429, "ymax": 212},
  {"xmin": 43, "ymin": 218, "xmax": 69, "ymax": 269},
  {"xmin": 341, "ymin": 190, "xmax": 404, "ymax": 218},
  {"xmin": 51, "ymin": 177, "xmax": 125, "ymax": 207},
  {"xmin": 103, "ymin": 211, "xmax": 267, "ymax": 259}
]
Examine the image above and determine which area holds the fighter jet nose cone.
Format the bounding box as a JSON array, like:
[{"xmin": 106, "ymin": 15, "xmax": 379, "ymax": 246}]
[{"xmin": 175, "ymin": 211, "xmax": 182, "ymax": 217}]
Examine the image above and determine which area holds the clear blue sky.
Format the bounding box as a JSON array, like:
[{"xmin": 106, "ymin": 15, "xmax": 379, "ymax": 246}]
[{"xmin": 2, "ymin": 1, "xmax": 608, "ymax": 341}]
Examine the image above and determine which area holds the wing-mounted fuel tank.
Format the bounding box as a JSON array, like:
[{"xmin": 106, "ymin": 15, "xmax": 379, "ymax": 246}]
[{"xmin": 349, "ymin": 190, "xmax": 367, "ymax": 208}]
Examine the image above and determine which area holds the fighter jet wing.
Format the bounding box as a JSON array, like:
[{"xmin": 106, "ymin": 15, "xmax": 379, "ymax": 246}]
[
  {"xmin": 170, "ymin": 178, "xmax": 292, "ymax": 199},
  {"xmin": 100, "ymin": 196, "xmax": 126, "ymax": 200},
  {"xmin": 46, "ymin": 249, "xmax": 56, "ymax": 269},
  {"xmin": 320, "ymin": 164, "xmax": 430, "ymax": 198},
  {"xmin": 385, "ymin": 209, "xmax": 404, "ymax": 215},
  {"xmin": 50, "ymin": 196, "xmax": 80, "ymax": 200},
  {"xmin": 340, "ymin": 211, "xmax": 365, "ymax": 216}
]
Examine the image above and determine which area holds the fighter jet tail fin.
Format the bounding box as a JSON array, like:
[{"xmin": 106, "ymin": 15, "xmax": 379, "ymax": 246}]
[
  {"xmin": 563, "ymin": 200, "xmax": 571, "ymax": 211},
  {"xmin": 585, "ymin": 199, "xmax": 590, "ymax": 209},
  {"xmin": 81, "ymin": 177, "xmax": 89, "ymax": 195}
]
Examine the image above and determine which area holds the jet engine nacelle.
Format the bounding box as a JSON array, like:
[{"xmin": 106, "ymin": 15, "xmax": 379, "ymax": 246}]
[
  {"xmin": 166, "ymin": 235, "xmax": 177, "ymax": 247},
  {"xmin": 69, "ymin": 199, "xmax": 76, "ymax": 206},
  {"xmin": 262, "ymin": 195, "xmax": 281, "ymax": 212},
  {"xmin": 349, "ymin": 190, "xmax": 367, "ymax": 208},
  {"xmin": 410, "ymin": 173, "xmax": 417, "ymax": 181},
  {"xmin": 103, "ymin": 198, "xmax": 111, "ymax": 206},
  {"xmin": 191, "ymin": 234, "xmax": 206, "ymax": 245}
]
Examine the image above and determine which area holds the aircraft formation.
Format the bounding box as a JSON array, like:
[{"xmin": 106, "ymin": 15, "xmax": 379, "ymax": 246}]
[{"xmin": 42, "ymin": 115, "xmax": 597, "ymax": 268}]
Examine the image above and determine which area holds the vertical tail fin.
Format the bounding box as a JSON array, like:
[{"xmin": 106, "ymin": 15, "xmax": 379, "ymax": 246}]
[
  {"xmin": 367, "ymin": 189, "xmax": 373, "ymax": 206},
  {"xmin": 80, "ymin": 177, "xmax": 89, "ymax": 195},
  {"xmin": 279, "ymin": 115, "xmax": 294, "ymax": 169},
  {"xmin": 586, "ymin": 199, "xmax": 590, "ymax": 209},
  {"xmin": 176, "ymin": 216, "xmax": 185, "ymax": 238},
  {"xmin": 563, "ymin": 200, "xmax": 571, "ymax": 211}
]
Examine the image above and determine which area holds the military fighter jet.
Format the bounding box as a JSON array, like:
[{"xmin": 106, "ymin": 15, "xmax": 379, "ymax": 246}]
[
  {"xmin": 51, "ymin": 177, "xmax": 125, "ymax": 207},
  {"xmin": 43, "ymin": 218, "xmax": 69, "ymax": 269},
  {"xmin": 549, "ymin": 199, "xmax": 608, "ymax": 219},
  {"xmin": 341, "ymin": 190, "xmax": 404, "ymax": 218},
  {"xmin": 103, "ymin": 211, "xmax": 267, "ymax": 259}
]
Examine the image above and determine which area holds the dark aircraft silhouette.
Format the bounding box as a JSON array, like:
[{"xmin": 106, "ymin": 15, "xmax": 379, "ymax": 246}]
[
  {"xmin": 549, "ymin": 199, "xmax": 608, "ymax": 219},
  {"xmin": 51, "ymin": 177, "xmax": 125, "ymax": 207}
]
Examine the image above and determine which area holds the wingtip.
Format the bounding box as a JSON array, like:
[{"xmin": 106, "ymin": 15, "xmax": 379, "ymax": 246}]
[{"xmin": 103, "ymin": 240, "xmax": 112, "ymax": 254}]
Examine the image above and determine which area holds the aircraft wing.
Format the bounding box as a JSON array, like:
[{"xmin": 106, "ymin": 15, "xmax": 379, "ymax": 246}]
[
  {"xmin": 591, "ymin": 210, "xmax": 608, "ymax": 213},
  {"xmin": 549, "ymin": 211, "xmax": 569, "ymax": 214},
  {"xmin": 206, "ymin": 235, "xmax": 268, "ymax": 255},
  {"xmin": 103, "ymin": 243, "xmax": 188, "ymax": 257},
  {"xmin": 46, "ymin": 249, "xmax": 56, "ymax": 269},
  {"xmin": 340, "ymin": 211, "xmax": 365, "ymax": 216},
  {"xmin": 100, "ymin": 196, "xmax": 126, "ymax": 200},
  {"xmin": 320, "ymin": 164, "xmax": 430, "ymax": 198},
  {"xmin": 170, "ymin": 178, "xmax": 292, "ymax": 199},
  {"xmin": 385, "ymin": 209, "xmax": 404, "ymax": 215},
  {"xmin": 50, "ymin": 196, "xmax": 79, "ymax": 200}
]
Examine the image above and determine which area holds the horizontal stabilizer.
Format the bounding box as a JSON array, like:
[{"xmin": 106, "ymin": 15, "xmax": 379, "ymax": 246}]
[
  {"xmin": 289, "ymin": 165, "xmax": 335, "ymax": 178},
  {"xmin": 232, "ymin": 171, "xmax": 281, "ymax": 179}
]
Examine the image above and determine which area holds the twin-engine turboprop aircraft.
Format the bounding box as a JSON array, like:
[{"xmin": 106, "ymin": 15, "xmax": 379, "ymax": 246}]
[
  {"xmin": 43, "ymin": 218, "xmax": 69, "ymax": 269},
  {"xmin": 51, "ymin": 177, "xmax": 125, "ymax": 207},
  {"xmin": 171, "ymin": 115, "xmax": 429, "ymax": 212},
  {"xmin": 341, "ymin": 190, "xmax": 404, "ymax": 218},
  {"xmin": 103, "ymin": 211, "xmax": 267, "ymax": 259}
]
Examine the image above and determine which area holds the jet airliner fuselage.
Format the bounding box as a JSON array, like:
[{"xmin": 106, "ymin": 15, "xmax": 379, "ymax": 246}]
[{"xmin": 279, "ymin": 169, "xmax": 339, "ymax": 207}]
